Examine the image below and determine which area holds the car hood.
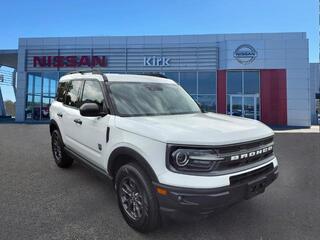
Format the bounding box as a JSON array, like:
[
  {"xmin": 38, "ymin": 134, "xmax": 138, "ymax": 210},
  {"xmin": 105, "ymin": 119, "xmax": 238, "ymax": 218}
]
[{"xmin": 115, "ymin": 113, "xmax": 274, "ymax": 145}]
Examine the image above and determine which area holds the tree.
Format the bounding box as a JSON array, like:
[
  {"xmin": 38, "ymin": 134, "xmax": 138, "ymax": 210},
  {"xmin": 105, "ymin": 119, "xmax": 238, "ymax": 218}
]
[{"xmin": 4, "ymin": 100, "xmax": 15, "ymax": 117}]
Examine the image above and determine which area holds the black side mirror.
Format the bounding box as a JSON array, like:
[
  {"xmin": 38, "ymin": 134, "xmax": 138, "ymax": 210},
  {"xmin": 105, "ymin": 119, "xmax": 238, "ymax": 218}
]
[{"xmin": 80, "ymin": 103, "xmax": 106, "ymax": 117}]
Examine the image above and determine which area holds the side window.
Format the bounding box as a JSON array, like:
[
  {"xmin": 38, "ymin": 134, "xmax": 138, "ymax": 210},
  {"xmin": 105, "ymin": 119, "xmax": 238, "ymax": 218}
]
[
  {"xmin": 81, "ymin": 80, "xmax": 105, "ymax": 111},
  {"xmin": 64, "ymin": 80, "xmax": 82, "ymax": 108},
  {"xmin": 56, "ymin": 82, "xmax": 67, "ymax": 102}
]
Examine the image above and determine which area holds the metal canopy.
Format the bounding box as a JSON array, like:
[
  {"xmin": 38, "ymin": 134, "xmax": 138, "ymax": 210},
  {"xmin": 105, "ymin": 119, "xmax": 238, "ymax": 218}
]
[{"xmin": 0, "ymin": 50, "xmax": 18, "ymax": 69}]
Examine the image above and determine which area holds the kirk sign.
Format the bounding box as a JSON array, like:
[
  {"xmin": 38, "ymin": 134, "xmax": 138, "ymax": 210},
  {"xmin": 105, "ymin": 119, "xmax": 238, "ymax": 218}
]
[
  {"xmin": 33, "ymin": 56, "xmax": 107, "ymax": 68},
  {"xmin": 143, "ymin": 56, "xmax": 171, "ymax": 66}
]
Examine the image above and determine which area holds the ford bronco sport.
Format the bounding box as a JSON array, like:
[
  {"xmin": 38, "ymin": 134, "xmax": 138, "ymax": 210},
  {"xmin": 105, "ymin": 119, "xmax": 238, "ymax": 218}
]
[{"xmin": 49, "ymin": 71, "xmax": 278, "ymax": 232}]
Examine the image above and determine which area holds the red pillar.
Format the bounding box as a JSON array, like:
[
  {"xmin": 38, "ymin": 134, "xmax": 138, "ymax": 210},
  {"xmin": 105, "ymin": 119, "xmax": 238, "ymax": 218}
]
[
  {"xmin": 260, "ymin": 69, "xmax": 287, "ymax": 126},
  {"xmin": 217, "ymin": 70, "xmax": 227, "ymax": 114}
]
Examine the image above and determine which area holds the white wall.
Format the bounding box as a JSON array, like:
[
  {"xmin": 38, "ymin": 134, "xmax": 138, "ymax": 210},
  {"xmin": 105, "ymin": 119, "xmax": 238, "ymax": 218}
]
[
  {"xmin": 310, "ymin": 63, "xmax": 320, "ymax": 124},
  {"xmin": 219, "ymin": 32, "xmax": 310, "ymax": 127},
  {"xmin": 15, "ymin": 40, "xmax": 27, "ymax": 122}
]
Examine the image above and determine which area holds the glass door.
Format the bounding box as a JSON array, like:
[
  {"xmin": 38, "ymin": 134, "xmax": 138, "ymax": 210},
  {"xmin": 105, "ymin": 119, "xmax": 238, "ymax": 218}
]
[
  {"xmin": 244, "ymin": 96, "xmax": 255, "ymax": 119},
  {"xmin": 230, "ymin": 96, "xmax": 243, "ymax": 117},
  {"xmin": 230, "ymin": 95, "xmax": 259, "ymax": 120}
]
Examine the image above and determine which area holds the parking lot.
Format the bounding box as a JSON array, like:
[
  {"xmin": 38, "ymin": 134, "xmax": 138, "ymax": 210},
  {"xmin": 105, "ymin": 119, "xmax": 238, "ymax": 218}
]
[{"xmin": 0, "ymin": 124, "xmax": 319, "ymax": 240}]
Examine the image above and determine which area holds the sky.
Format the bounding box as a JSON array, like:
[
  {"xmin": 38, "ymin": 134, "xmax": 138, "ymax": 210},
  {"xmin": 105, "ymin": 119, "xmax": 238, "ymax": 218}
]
[{"xmin": 0, "ymin": 0, "xmax": 318, "ymax": 101}]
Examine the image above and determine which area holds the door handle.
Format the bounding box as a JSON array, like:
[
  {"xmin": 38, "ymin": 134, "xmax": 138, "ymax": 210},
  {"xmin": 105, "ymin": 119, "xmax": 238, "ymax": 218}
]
[
  {"xmin": 73, "ymin": 119, "xmax": 82, "ymax": 125},
  {"xmin": 57, "ymin": 112, "xmax": 63, "ymax": 118}
]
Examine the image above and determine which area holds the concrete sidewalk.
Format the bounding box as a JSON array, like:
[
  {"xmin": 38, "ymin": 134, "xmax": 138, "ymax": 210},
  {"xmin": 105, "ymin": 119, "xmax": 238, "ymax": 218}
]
[{"xmin": 273, "ymin": 125, "xmax": 320, "ymax": 133}]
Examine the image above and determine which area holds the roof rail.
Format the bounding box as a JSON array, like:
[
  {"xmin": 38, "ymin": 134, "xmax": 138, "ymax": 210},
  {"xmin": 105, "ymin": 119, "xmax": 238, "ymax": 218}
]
[{"xmin": 66, "ymin": 69, "xmax": 108, "ymax": 82}]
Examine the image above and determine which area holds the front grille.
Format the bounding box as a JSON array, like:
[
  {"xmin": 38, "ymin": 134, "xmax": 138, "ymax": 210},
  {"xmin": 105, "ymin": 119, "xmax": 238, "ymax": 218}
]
[
  {"xmin": 212, "ymin": 136, "xmax": 274, "ymax": 171},
  {"xmin": 229, "ymin": 163, "xmax": 274, "ymax": 185},
  {"xmin": 216, "ymin": 136, "xmax": 273, "ymax": 154}
]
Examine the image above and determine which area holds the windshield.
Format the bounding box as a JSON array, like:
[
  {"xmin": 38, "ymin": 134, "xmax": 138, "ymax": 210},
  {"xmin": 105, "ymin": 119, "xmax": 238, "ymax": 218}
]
[{"xmin": 108, "ymin": 82, "xmax": 201, "ymax": 117}]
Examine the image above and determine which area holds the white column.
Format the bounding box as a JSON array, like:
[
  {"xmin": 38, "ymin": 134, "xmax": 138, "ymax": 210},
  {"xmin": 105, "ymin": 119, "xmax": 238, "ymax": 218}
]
[{"xmin": 15, "ymin": 48, "xmax": 27, "ymax": 122}]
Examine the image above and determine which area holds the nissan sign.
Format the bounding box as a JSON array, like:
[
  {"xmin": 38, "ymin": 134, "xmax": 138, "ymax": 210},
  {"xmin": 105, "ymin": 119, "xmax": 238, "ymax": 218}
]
[
  {"xmin": 144, "ymin": 56, "xmax": 171, "ymax": 66},
  {"xmin": 33, "ymin": 55, "xmax": 107, "ymax": 68},
  {"xmin": 233, "ymin": 44, "xmax": 257, "ymax": 65}
]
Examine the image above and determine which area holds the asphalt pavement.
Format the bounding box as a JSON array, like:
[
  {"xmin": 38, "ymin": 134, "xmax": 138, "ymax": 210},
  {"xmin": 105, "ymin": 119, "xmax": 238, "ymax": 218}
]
[{"xmin": 0, "ymin": 124, "xmax": 319, "ymax": 240}]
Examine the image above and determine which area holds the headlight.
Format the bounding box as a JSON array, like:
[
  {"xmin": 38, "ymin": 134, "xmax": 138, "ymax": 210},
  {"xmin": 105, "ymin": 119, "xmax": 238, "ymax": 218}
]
[
  {"xmin": 174, "ymin": 151, "xmax": 189, "ymax": 167},
  {"xmin": 168, "ymin": 148, "xmax": 224, "ymax": 173}
]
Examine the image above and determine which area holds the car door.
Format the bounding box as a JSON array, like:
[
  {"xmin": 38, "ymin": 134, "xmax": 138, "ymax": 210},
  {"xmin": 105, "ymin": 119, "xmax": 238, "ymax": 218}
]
[
  {"xmin": 76, "ymin": 79, "xmax": 111, "ymax": 168},
  {"xmin": 62, "ymin": 79, "xmax": 84, "ymax": 150},
  {"xmin": 50, "ymin": 81, "xmax": 67, "ymax": 138}
]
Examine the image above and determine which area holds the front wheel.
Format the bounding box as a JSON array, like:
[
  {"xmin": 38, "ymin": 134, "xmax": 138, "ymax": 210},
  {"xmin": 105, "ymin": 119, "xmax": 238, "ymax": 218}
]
[
  {"xmin": 115, "ymin": 163, "xmax": 160, "ymax": 232},
  {"xmin": 51, "ymin": 129, "xmax": 73, "ymax": 168}
]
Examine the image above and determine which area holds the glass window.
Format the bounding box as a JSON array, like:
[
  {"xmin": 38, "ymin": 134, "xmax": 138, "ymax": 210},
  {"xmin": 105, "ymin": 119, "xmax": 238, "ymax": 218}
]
[
  {"xmin": 26, "ymin": 73, "xmax": 42, "ymax": 121},
  {"xmin": 43, "ymin": 77, "xmax": 50, "ymax": 97},
  {"xmin": 27, "ymin": 75, "xmax": 33, "ymax": 94},
  {"xmin": 230, "ymin": 96, "xmax": 243, "ymax": 117},
  {"xmin": 198, "ymin": 95, "xmax": 216, "ymax": 112},
  {"xmin": 227, "ymin": 97, "xmax": 231, "ymax": 115},
  {"xmin": 243, "ymin": 96, "xmax": 255, "ymax": 119},
  {"xmin": 56, "ymin": 82, "xmax": 67, "ymax": 102},
  {"xmin": 64, "ymin": 80, "xmax": 82, "ymax": 108},
  {"xmin": 227, "ymin": 71, "xmax": 242, "ymax": 94},
  {"xmin": 50, "ymin": 79, "xmax": 57, "ymax": 97},
  {"xmin": 42, "ymin": 98, "xmax": 51, "ymax": 120},
  {"xmin": 26, "ymin": 72, "xmax": 59, "ymax": 121},
  {"xmin": 180, "ymin": 72, "xmax": 197, "ymax": 94},
  {"xmin": 30, "ymin": 95, "xmax": 41, "ymax": 120},
  {"xmin": 81, "ymin": 80, "xmax": 105, "ymax": 111},
  {"xmin": 164, "ymin": 72, "xmax": 179, "ymax": 83},
  {"xmin": 43, "ymin": 72, "xmax": 58, "ymax": 97},
  {"xmin": 256, "ymin": 97, "xmax": 260, "ymax": 120},
  {"xmin": 25, "ymin": 95, "xmax": 34, "ymax": 120},
  {"xmin": 34, "ymin": 95, "xmax": 41, "ymax": 104},
  {"xmin": 198, "ymin": 72, "xmax": 216, "ymax": 94},
  {"xmin": 34, "ymin": 74, "xmax": 42, "ymax": 95},
  {"xmin": 244, "ymin": 71, "xmax": 259, "ymax": 94}
]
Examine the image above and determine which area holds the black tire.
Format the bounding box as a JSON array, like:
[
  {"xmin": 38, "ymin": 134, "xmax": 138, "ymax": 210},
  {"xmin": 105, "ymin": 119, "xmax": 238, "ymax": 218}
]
[
  {"xmin": 51, "ymin": 129, "xmax": 73, "ymax": 168},
  {"xmin": 115, "ymin": 163, "xmax": 160, "ymax": 232}
]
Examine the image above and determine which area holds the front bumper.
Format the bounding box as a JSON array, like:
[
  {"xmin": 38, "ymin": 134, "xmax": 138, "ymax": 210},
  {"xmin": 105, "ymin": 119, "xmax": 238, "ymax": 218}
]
[{"xmin": 154, "ymin": 163, "xmax": 278, "ymax": 221}]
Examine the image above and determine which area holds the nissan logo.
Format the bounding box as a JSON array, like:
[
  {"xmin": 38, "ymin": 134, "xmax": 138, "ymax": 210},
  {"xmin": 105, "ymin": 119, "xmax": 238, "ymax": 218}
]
[{"xmin": 233, "ymin": 44, "xmax": 257, "ymax": 65}]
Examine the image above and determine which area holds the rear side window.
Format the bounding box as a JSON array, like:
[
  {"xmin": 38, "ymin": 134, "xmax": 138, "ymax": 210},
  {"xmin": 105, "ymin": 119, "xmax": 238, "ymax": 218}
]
[
  {"xmin": 80, "ymin": 80, "xmax": 105, "ymax": 111},
  {"xmin": 64, "ymin": 80, "xmax": 83, "ymax": 108},
  {"xmin": 56, "ymin": 82, "xmax": 67, "ymax": 102}
]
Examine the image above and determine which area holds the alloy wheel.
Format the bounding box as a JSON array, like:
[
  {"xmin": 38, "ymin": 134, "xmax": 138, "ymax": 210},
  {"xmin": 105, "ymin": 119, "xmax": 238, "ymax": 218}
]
[
  {"xmin": 119, "ymin": 177, "xmax": 145, "ymax": 221},
  {"xmin": 52, "ymin": 133, "xmax": 62, "ymax": 160}
]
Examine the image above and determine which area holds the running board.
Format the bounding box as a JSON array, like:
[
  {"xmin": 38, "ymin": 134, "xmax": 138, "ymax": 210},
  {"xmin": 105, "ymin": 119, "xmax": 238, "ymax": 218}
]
[{"xmin": 64, "ymin": 146, "xmax": 113, "ymax": 180}]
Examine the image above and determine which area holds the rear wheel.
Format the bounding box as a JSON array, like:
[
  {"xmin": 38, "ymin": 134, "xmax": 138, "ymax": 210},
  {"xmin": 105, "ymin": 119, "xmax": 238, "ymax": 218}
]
[
  {"xmin": 115, "ymin": 163, "xmax": 160, "ymax": 232},
  {"xmin": 51, "ymin": 129, "xmax": 73, "ymax": 168}
]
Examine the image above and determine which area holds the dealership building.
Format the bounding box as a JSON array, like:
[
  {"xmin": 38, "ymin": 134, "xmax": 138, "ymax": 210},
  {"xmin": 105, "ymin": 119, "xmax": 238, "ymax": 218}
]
[{"xmin": 0, "ymin": 32, "xmax": 319, "ymax": 126}]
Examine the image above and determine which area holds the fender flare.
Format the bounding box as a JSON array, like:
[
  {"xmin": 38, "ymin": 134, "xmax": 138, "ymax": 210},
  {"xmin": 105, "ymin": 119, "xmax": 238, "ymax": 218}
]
[
  {"xmin": 107, "ymin": 147, "xmax": 159, "ymax": 183},
  {"xmin": 49, "ymin": 119, "xmax": 60, "ymax": 135}
]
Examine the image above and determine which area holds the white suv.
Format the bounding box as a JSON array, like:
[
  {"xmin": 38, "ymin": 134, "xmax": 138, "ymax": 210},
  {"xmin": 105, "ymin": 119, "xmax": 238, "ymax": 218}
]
[{"xmin": 49, "ymin": 71, "xmax": 278, "ymax": 232}]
